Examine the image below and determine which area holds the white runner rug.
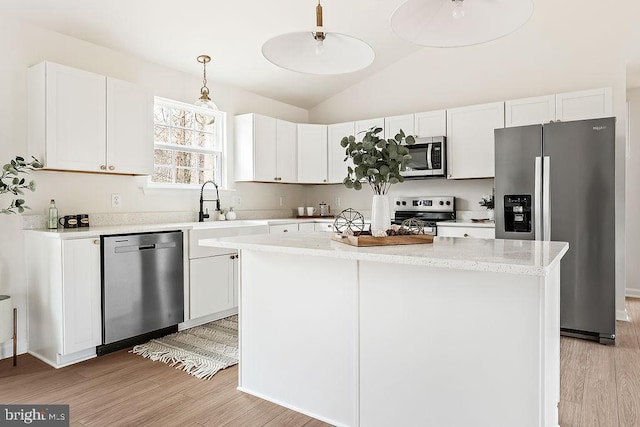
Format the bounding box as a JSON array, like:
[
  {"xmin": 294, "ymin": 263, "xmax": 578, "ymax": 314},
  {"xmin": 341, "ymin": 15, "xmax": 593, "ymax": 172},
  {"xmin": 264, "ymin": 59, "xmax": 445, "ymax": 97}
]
[{"xmin": 131, "ymin": 315, "xmax": 238, "ymax": 380}]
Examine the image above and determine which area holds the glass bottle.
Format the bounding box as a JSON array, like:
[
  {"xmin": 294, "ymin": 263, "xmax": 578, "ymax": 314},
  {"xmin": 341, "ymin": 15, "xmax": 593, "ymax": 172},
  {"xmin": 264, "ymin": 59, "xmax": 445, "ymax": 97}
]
[{"xmin": 47, "ymin": 199, "xmax": 58, "ymax": 229}]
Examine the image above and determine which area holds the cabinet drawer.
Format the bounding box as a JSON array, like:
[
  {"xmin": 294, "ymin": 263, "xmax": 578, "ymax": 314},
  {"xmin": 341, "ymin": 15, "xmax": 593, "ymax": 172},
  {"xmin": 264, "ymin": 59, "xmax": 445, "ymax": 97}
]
[
  {"xmin": 314, "ymin": 222, "xmax": 335, "ymax": 233},
  {"xmin": 269, "ymin": 224, "xmax": 299, "ymax": 233},
  {"xmin": 437, "ymin": 226, "xmax": 495, "ymax": 239},
  {"xmin": 298, "ymin": 222, "xmax": 316, "ymax": 232}
]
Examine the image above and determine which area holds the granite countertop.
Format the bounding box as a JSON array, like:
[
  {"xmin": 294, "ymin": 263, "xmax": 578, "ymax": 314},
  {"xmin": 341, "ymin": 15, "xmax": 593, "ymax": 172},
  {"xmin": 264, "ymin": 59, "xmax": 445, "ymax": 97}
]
[
  {"xmin": 438, "ymin": 219, "xmax": 495, "ymax": 228},
  {"xmin": 201, "ymin": 233, "xmax": 569, "ymax": 276}
]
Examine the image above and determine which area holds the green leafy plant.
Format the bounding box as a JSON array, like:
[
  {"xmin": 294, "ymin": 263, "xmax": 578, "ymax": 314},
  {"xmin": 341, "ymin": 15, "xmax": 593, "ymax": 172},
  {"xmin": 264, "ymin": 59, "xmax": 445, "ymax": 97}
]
[
  {"xmin": 341, "ymin": 127, "xmax": 415, "ymax": 195},
  {"xmin": 1, "ymin": 156, "xmax": 43, "ymax": 214},
  {"xmin": 479, "ymin": 194, "xmax": 494, "ymax": 210}
]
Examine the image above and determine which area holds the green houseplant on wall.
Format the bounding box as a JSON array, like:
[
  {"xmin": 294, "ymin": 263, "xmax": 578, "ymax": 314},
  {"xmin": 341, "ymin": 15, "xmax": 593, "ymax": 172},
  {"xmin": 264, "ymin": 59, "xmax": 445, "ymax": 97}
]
[
  {"xmin": 341, "ymin": 127, "xmax": 415, "ymax": 234},
  {"xmin": 1, "ymin": 156, "xmax": 43, "ymax": 214}
]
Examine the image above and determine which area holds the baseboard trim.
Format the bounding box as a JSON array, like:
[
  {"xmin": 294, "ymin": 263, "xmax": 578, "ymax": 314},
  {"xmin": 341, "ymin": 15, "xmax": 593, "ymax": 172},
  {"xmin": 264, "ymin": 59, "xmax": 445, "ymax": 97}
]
[
  {"xmin": 626, "ymin": 289, "xmax": 640, "ymax": 299},
  {"xmin": 617, "ymin": 308, "xmax": 630, "ymax": 322}
]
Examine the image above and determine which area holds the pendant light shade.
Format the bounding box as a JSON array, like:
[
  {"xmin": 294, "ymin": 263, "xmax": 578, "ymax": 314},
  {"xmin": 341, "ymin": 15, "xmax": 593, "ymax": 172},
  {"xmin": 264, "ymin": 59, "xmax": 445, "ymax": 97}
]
[
  {"xmin": 261, "ymin": 1, "xmax": 375, "ymax": 75},
  {"xmin": 195, "ymin": 55, "xmax": 218, "ymax": 110},
  {"xmin": 390, "ymin": 0, "xmax": 534, "ymax": 48}
]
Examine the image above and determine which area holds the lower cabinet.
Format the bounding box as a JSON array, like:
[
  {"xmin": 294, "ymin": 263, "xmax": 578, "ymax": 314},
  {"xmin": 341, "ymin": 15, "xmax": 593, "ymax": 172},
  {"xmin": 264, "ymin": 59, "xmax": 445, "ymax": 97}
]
[
  {"xmin": 437, "ymin": 226, "xmax": 495, "ymax": 239},
  {"xmin": 25, "ymin": 234, "xmax": 102, "ymax": 368},
  {"xmin": 314, "ymin": 222, "xmax": 335, "ymax": 232},
  {"xmin": 189, "ymin": 254, "xmax": 237, "ymax": 319}
]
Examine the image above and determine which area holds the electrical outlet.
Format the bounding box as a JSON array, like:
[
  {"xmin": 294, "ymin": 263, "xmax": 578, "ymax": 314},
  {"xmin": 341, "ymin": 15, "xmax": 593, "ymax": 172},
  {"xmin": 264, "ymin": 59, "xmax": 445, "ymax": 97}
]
[
  {"xmin": 279, "ymin": 196, "xmax": 285, "ymax": 207},
  {"xmin": 233, "ymin": 195, "xmax": 242, "ymax": 207},
  {"xmin": 111, "ymin": 193, "xmax": 121, "ymax": 208}
]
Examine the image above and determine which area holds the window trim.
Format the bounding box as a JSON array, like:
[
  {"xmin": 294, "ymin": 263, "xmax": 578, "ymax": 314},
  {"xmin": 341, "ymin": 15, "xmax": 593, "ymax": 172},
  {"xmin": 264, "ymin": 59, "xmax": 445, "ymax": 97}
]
[{"xmin": 148, "ymin": 96, "xmax": 227, "ymax": 190}]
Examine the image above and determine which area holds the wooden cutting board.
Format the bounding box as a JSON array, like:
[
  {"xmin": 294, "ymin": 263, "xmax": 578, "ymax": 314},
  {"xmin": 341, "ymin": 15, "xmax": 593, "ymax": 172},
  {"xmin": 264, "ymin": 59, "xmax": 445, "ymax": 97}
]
[{"xmin": 331, "ymin": 233, "xmax": 433, "ymax": 247}]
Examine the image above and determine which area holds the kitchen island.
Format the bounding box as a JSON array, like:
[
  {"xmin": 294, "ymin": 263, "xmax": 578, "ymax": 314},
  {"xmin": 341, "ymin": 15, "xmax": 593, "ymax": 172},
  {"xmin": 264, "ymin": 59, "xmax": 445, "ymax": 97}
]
[{"xmin": 201, "ymin": 233, "xmax": 568, "ymax": 427}]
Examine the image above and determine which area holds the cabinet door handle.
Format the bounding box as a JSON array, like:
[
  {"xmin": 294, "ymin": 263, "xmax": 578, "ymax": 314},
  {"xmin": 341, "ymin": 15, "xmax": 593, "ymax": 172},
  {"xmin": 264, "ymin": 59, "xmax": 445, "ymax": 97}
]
[
  {"xmin": 464, "ymin": 233, "xmax": 469, "ymax": 237},
  {"xmin": 108, "ymin": 165, "xmax": 115, "ymax": 171},
  {"xmin": 100, "ymin": 165, "xmax": 107, "ymax": 170},
  {"xmin": 93, "ymin": 239, "xmax": 100, "ymax": 245},
  {"xmin": 283, "ymin": 229, "xmax": 288, "ymax": 233}
]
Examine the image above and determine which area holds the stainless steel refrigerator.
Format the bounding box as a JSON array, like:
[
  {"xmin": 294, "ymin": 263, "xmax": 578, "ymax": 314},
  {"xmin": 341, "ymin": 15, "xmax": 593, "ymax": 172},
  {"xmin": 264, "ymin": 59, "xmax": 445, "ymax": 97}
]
[{"xmin": 494, "ymin": 117, "xmax": 616, "ymax": 344}]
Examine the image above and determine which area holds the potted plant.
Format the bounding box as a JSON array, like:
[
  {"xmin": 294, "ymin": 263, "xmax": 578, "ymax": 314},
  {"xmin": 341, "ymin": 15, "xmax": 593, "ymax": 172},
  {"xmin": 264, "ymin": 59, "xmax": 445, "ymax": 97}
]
[
  {"xmin": 341, "ymin": 127, "xmax": 415, "ymax": 234},
  {"xmin": 1, "ymin": 156, "xmax": 43, "ymax": 214},
  {"xmin": 478, "ymin": 194, "xmax": 495, "ymax": 221}
]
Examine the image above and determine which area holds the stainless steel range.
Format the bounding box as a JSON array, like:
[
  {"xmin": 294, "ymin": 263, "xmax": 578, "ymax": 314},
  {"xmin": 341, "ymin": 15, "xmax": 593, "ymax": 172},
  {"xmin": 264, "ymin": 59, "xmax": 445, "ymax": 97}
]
[{"xmin": 392, "ymin": 196, "xmax": 455, "ymax": 235}]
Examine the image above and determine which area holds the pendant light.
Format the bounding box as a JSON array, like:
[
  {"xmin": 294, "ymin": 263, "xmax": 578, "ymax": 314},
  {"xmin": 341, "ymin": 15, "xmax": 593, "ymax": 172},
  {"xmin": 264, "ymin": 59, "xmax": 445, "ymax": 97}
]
[
  {"xmin": 390, "ymin": 0, "xmax": 534, "ymax": 48},
  {"xmin": 262, "ymin": 1, "xmax": 375, "ymax": 75},
  {"xmin": 194, "ymin": 55, "xmax": 218, "ymax": 110}
]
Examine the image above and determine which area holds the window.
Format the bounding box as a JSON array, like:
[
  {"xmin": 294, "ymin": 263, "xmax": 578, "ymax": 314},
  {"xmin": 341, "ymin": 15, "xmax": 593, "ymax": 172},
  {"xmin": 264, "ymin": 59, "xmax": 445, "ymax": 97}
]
[{"xmin": 151, "ymin": 97, "xmax": 226, "ymax": 187}]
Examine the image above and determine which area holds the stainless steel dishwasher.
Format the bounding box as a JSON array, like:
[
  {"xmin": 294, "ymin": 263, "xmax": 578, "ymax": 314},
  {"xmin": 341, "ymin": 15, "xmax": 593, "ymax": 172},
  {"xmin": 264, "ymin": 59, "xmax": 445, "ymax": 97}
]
[{"xmin": 97, "ymin": 230, "xmax": 184, "ymax": 355}]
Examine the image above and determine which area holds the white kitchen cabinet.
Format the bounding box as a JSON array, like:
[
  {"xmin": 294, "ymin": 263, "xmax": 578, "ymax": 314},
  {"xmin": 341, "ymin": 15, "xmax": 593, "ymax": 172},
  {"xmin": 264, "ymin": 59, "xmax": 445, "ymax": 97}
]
[
  {"xmin": 328, "ymin": 121, "xmax": 355, "ymax": 184},
  {"xmin": 25, "ymin": 233, "xmax": 102, "ymax": 368},
  {"xmin": 505, "ymin": 95, "xmax": 556, "ymax": 127},
  {"xmin": 269, "ymin": 223, "xmax": 299, "ymax": 233},
  {"xmin": 446, "ymin": 102, "xmax": 505, "ymax": 179},
  {"xmin": 355, "ymin": 117, "xmax": 384, "ymax": 136},
  {"xmin": 437, "ymin": 225, "xmax": 495, "ymax": 239},
  {"xmin": 298, "ymin": 124, "xmax": 328, "ymax": 183},
  {"xmin": 414, "ymin": 110, "xmax": 447, "ymax": 137},
  {"xmin": 506, "ymin": 88, "xmax": 613, "ymax": 127},
  {"xmin": 555, "ymin": 87, "xmax": 613, "ymax": 122},
  {"xmin": 190, "ymin": 254, "xmax": 236, "ymax": 319},
  {"xmin": 384, "ymin": 114, "xmax": 414, "ymax": 140},
  {"xmin": 235, "ymin": 114, "xmax": 298, "ymax": 183},
  {"xmin": 298, "ymin": 222, "xmax": 316, "ymax": 232},
  {"xmin": 314, "ymin": 222, "xmax": 335, "ymax": 233},
  {"xmin": 27, "ymin": 61, "xmax": 153, "ymax": 175}
]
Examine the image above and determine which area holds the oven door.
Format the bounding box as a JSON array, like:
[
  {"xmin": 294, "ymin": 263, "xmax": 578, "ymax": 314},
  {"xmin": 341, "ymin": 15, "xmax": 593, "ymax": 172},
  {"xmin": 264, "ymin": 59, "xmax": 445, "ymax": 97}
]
[{"xmin": 401, "ymin": 137, "xmax": 446, "ymax": 178}]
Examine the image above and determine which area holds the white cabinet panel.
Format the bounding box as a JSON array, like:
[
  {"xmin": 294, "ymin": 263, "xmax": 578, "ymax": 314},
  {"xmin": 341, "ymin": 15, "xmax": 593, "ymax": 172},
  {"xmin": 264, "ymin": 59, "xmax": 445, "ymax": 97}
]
[
  {"xmin": 61, "ymin": 239, "xmax": 102, "ymax": 355},
  {"xmin": 505, "ymin": 95, "xmax": 556, "ymax": 127},
  {"xmin": 106, "ymin": 77, "xmax": 153, "ymax": 175},
  {"xmin": 276, "ymin": 119, "xmax": 298, "ymax": 183},
  {"xmin": 28, "ymin": 61, "xmax": 152, "ymax": 175},
  {"xmin": 556, "ymin": 87, "xmax": 613, "ymax": 122},
  {"xmin": 298, "ymin": 222, "xmax": 316, "ymax": 232},
  {"xmin": 384, "ymin": 114, "xmax": 414, "ymax": 140},
  {"xmin": 446, "ymin": 102, "xmax": 505, "ymax": 179},
  {"xmin": 190, "ymin": 255, "xmax": 234, "ymax": 319},
  {"xmin": 437, "ymin": 226, "xmax": 495, "ymax": 239},
  {"xmin": 414, "ymin": 110, "xmax": 447, "ymax": 137},
  {"xmin": 298, "ymin": 124, "xmax": 328, "ymax": 183},
  {"xmin": 328, "ymin": 122, "xmax": 355, "ymax": 184},
  {"xmin": 254, "ymin": 114, "xmax": 278, "ymax": 182},
  {"xmin": 314, "ymin": 222, "xmax": 335, "ymax": 233},
  {"xmin": 355, "ymin": 117, "xmax": 384, "ymax": 135},
  {"xmin": 269, "ymin": 224, "xmax": 299, "ymax": 233}
]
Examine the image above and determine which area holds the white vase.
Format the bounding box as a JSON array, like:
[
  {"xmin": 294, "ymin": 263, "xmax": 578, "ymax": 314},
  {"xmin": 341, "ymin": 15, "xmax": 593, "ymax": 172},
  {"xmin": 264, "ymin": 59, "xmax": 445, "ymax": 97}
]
[
  {"xmin": 487, "ymin": 209, "xmax": 494, "ymax": 221},
  {"xmin": 371, "ymin": 194, "xmax": 391, "ymax": 234}
]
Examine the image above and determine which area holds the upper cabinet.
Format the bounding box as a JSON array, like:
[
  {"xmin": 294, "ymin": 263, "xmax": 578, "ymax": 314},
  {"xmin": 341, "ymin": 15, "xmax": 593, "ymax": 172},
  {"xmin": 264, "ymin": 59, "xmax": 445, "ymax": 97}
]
[
  {"xmin": 384, "ymin": 114, "xmax": 414, "ymax": 140},
  {"xmin": 27, "ymin": 61, "xmax": 153, "ymax": 175},
  {"xmin": 414, "ymin": 110, "xmax": 447, "ymax": 137},
  {"xmin": 356, "ymin": 117, "xmax": 384, "ymax": 136},
  {"xmin": 235, "ymin": 114, "xmax": 297, "ymax": 183},
  {"xmin": 506, "ymin": 88, "xmax": 613, "ymax": 127},
  {"xmin": 328, "ymin": 122, "xmax": 355, "ymax": 184},
  {"xmin": 446, "ymin": 102, "xmax": 505, "ymax": 179},
  {"xmin": 298, "ymin": 124, "xmax": 328, "ymax": 183}
]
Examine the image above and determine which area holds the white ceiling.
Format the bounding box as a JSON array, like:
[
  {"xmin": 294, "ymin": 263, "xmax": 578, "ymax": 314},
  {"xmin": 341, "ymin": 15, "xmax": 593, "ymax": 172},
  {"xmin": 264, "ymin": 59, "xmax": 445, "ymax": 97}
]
[{"xmin": 0, "ymin": 0, "xmax": 428, "ymax": 109}]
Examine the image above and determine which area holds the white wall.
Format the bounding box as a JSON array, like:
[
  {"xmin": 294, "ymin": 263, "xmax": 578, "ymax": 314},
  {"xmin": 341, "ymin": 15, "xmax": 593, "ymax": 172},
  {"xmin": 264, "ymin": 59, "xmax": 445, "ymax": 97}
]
[
  {"xmin": 309, "ymin": 0, "xmax": 640, "ymax": 321},
  {"xmin": 0, "ymin": 17, "xmax": 309, "ymax": 358},
  {"xmin": 626, "ymin": 87, "xmax": 640, "ymax": 297}
]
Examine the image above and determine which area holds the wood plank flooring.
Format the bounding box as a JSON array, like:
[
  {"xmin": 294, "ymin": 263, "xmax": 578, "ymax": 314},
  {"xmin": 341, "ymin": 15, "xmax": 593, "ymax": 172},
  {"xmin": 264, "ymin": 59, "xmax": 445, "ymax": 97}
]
[{"xmin": 3, "ymin": 298, "xmax": 640, "ymax": 426}]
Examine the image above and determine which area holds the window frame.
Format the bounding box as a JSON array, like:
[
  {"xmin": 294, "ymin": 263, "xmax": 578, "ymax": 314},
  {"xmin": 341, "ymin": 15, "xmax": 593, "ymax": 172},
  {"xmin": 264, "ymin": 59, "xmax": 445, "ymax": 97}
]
[{"xmin": 149, "ymin": 96, "xmax": 227, "ymax": 190}]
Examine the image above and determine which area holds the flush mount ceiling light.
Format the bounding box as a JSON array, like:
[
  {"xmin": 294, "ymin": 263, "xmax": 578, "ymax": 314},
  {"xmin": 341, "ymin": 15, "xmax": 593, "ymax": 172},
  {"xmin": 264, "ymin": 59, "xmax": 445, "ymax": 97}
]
[
  {"xmin": 194, "ymin": 55, "xmax": 219, "ymax": 110},
  {"xmin": 261, "ymin": 1, "xmax": 375, "ymax": 75},
  {"xmin": 390, "ymin": 0, "xmax": 534, "ymax": 48}
]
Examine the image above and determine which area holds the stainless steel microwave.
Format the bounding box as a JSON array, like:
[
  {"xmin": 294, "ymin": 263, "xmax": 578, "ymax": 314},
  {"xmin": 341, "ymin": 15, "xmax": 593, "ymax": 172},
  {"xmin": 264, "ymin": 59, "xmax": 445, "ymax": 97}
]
[{"xmin": 401, "ymin": 136, "xmax": 446, "ymax": 178}]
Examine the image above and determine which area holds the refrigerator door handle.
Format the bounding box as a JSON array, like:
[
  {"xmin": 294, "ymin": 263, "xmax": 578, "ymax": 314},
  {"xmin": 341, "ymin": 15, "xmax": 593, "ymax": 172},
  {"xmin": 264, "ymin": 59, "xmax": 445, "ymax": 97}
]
[
  {"xmin": 543, "ymin": 156, "xmax": 551, "ymax": 241},
  {"xmin": 534, "ymin": 157, "xmax": 542, "ymax": 240}
]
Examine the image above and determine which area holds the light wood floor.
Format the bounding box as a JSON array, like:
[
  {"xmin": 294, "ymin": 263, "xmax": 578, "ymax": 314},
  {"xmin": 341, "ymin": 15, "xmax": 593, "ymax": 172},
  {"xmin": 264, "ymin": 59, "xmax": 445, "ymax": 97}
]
[{"xmin": 3, "ymin": 299, "xmax": 640, "ymax": 426}]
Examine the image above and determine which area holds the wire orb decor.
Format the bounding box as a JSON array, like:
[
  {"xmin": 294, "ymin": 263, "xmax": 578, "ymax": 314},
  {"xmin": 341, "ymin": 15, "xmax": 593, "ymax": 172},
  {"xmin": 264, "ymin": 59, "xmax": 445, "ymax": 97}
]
[
  {"xmin": 401, "ymin": 218, "xmax": 425, "ymax": 235},
  {"xmin": 333, "ymin": 208, "xmax": 366, "ymax": 234}
]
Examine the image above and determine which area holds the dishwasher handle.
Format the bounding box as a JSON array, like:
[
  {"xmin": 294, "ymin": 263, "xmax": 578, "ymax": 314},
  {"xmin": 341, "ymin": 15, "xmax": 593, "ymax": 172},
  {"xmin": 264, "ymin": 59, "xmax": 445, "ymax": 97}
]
[
  {"xmin": 138, "ymin": 244, "xmax": 156, "ymax": 250},
  {"xmin": 113, "ymin": 241, "xmax": 176, "ymax": 253}
]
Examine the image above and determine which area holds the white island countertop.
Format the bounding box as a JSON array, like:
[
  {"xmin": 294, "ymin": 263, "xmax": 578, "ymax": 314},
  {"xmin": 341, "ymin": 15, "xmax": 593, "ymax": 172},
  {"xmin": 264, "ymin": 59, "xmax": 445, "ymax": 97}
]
[{"xmin": 201, "ymin": 232, "xmax": 568, "ymax": 277}]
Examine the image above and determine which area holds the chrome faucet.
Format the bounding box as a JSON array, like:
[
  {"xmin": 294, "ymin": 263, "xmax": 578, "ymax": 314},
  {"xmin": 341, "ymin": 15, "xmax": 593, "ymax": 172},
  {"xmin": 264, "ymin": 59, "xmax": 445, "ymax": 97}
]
[{"xmin": 199, "ymin": 180, "xmax": 221, "ymax": 222}]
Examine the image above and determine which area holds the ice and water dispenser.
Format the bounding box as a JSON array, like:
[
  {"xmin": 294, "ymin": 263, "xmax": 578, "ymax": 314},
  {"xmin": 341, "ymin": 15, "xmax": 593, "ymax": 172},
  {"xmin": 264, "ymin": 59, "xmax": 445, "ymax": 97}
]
[{"xmin": 503, "ymin": 195, "xmax": 532, "ymax": 233}]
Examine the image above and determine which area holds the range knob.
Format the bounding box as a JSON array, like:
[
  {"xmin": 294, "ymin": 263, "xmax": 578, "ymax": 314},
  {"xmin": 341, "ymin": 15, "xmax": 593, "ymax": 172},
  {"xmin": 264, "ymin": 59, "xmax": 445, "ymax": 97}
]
[
  {"xmin": 402, "ymin": 201, "xmax": 407, "ymax": 206},
  {"xmin": 446, "ymin": 201, "xmax": 451, "ymax": 206},
  {"xmin": 396, "ymin": 201, "xmax": 401, "ymax": 206},
  {"xmin": 439, "ymin": 201, "xmax": 444, "ymax": 206}
]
